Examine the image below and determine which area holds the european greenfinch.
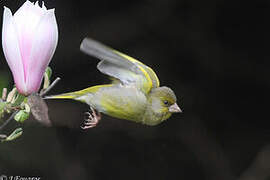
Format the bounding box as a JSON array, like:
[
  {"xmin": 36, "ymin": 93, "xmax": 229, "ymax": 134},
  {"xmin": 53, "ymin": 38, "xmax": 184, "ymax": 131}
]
[{"xmin": 46, "ymin": 38, "xmax": 182, "ymax": 128}]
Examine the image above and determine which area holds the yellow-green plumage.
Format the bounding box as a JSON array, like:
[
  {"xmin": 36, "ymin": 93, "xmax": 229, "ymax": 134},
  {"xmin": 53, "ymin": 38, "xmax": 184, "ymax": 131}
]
[{"xmin": 46, "ymin": 38, "xmax": 181, "ymax": 126}]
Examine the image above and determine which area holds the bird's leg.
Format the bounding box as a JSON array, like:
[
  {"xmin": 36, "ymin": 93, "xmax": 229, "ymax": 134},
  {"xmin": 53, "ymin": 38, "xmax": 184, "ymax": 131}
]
[{"xmin": 81, "ymin": 107, "xmax": 101, "ymax": 129}]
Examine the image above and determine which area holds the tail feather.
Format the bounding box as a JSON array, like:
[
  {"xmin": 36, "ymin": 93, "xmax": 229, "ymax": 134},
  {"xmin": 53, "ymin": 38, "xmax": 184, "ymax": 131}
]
[
  {"xmin": 44, "ymin": 92, "xmax": 80, "ymax": 100},
  {"xmin": 44, "ymin": 84, "xmax": 114, "ymax": 100}
]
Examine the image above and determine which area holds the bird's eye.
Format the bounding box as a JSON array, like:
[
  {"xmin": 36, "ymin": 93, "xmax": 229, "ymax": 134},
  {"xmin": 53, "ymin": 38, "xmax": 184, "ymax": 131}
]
[{"xmin": 163, "ymin": 100, "xmax": 169, "ymax": 105}]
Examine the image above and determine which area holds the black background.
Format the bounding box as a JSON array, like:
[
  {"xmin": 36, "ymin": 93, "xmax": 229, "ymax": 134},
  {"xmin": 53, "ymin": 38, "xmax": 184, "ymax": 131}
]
[{"xmin": 0, "ymin": 0, "xmax": 269, "ymax": 180}]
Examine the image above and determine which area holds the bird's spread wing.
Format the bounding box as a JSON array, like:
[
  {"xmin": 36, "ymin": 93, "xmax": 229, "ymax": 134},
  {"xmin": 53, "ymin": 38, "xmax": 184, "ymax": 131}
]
[{"xmin": 80, "ymin": 38, "xmax": 160, "ymax": 94}]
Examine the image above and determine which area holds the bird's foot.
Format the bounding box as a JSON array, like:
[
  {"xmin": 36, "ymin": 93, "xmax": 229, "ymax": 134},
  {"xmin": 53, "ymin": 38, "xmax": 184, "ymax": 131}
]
[{"xmin": 81, "ymin": 107, "xmax": 101, "ymax": 129}]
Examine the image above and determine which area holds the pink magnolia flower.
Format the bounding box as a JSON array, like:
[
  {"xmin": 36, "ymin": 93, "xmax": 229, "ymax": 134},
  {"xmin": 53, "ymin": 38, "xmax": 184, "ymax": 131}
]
[{"xmin": 2, "ymin": 1, "xmax": 58, "ymax": 95}]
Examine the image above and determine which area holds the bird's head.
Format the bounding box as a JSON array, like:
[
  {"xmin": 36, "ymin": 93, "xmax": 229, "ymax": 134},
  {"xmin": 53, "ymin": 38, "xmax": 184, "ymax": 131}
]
[{"xmin": 147, "ymin": 86, "xmax": 182, "ymax": 125}]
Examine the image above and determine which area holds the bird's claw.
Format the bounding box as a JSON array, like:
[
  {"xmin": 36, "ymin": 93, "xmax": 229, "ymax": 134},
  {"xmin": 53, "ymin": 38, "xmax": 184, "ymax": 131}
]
[{"xmin": 81, "ymin": 107, "xmax": 101, "ymax": 129}]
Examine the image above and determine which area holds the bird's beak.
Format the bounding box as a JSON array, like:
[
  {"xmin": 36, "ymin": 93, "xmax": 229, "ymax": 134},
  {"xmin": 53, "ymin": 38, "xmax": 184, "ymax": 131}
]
[{"xmin": 169, "ymin": 103, "xmax": 182, "ymax": 113}]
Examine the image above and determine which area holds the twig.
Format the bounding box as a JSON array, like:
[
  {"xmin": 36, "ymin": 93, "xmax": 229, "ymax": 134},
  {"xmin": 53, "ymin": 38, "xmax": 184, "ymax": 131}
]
[
  {"xmin": 40, "ymin": 77, "xmax": 61, "ymax": 97},
  {"xmin": 0, "ymin": 110, "xmax": 18, "ymax": 132}
]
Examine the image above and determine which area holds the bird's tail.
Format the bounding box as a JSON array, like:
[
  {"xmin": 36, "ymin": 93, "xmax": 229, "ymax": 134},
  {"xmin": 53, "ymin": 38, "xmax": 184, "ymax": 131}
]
[
  {"xmin": 44, "ymin": 84, "xmax": 113, "ymax": 100},
  {"xmin": 44, "ymin": 91, "xmax": 82, "ymax": 100}
]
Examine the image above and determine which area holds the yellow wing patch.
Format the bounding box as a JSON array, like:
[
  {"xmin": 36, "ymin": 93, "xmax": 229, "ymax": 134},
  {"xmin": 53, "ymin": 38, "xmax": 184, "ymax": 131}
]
[{"xmin": 113, "ymin": 50, "xmax": 160, "ymax": 93}]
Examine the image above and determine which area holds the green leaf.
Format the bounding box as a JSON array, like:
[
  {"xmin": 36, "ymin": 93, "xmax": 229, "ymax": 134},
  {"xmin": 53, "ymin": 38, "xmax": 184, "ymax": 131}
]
[
  {"xmin": 12, "ymin": 93, "xmax": 26, "ymax": 107},
  {"xmin": 3, "ymin": 128, "xmax": 23, "ymax": 142},
  {"xmin": 43, "ymin": 67, "xmax": 52, "ymax": 89},
  {"xmin": 45, "ymin": 66, "xmax": 52, "ymax": 79},
  {"xmin": 14, "ymin": 110, "xmax": 30, "ymax": 123}
]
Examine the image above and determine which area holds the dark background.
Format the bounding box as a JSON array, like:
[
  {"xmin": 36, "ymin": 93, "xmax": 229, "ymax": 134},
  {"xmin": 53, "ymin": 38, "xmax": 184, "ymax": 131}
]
[{"xmin": 0, "ymin": 0, "xmax": 269, "ymax": 179}]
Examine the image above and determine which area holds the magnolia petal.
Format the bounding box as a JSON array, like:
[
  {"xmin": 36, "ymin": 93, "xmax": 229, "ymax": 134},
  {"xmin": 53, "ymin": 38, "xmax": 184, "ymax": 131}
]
[
  {"xmin": 42, "ymin": 2, "xmax": 47, "ymax": 10},
  {"xmin": 2, "ymin": 7, "xmax": 26, "ymax": 94},
  {"xmin": 25, "ymin": 9, "xmax": 58, "ymax": 92},
  {"xmin": 13, "ymin": 1, "xmax": 45, "ymax": 77},
  {"xmin": 14, "ymin": 1, "xmax": 33, "ymax": 16},
  {"xmin": 14, "ymin": 0, "xmax": 45, "ymax": 18}
]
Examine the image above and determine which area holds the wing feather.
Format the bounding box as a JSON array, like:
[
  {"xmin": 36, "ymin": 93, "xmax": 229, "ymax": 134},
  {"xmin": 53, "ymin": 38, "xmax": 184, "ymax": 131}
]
[{"xmin": 80, "ymin": 38, "xmax": 160, "ymax": 94}]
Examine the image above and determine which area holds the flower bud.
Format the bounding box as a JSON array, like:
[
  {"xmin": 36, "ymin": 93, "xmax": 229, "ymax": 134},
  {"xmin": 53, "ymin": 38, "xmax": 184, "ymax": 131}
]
[{"xmin": 2, "ymin": 1, "xmax": 58, "ymax": 95}]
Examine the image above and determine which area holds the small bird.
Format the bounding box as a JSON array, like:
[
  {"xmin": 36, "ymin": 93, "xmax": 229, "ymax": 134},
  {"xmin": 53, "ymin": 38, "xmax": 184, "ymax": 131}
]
[{"xmin": 46, "ymin": 38, "xmax": 182, "ymax": 128}]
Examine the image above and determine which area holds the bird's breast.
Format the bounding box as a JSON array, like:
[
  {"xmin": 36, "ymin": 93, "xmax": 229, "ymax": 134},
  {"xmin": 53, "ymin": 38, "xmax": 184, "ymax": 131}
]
[{"xmin": 90, "ymin": 85, "xmax": 148, "ymax": 122}]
